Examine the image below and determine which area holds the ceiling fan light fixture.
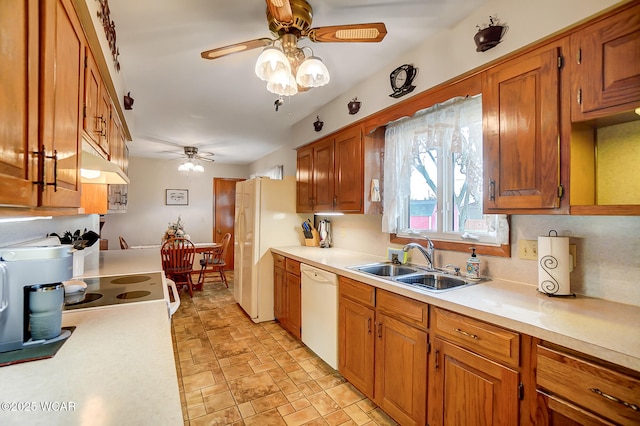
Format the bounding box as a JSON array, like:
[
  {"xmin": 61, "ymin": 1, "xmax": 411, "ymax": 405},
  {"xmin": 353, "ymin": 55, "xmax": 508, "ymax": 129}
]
[
  {"xmin": 193, "ymin": 164, "xmax": 205, "ymax": 173},
  {"xmin": 296, "ymin": 55, "xmax": 330, "ymax": 88},
  {"xmin": 255, "ymin": 46, "xmax": 290, "ymax": 82},
  {"xmin": 266, "ymin": 68, "xmax": 298, "ymax": 96}
]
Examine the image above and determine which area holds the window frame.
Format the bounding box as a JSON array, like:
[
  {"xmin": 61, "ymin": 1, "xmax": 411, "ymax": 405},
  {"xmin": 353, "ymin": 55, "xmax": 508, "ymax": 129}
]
[{"xmin": 365, "ymin": 74, "xmax": 511, "ymax": 258}]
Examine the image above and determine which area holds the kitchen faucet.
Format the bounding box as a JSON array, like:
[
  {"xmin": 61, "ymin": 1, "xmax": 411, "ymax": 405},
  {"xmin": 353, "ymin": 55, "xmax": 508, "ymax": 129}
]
[{"xmin": 403, "ymin": 238, "xmax": 435, "ymax": 270}]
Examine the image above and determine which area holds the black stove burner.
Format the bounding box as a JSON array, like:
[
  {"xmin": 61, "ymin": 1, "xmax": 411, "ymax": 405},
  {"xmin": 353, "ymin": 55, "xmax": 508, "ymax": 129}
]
[
  {"xmin": 66, "ymin": 293, "xmax": 103, "ymax": 306},
  {"xmin": 116, "ymin": 290, "xmax": 151, "ymax": 300},
  {"xmin": 111, "ymin": 275, "xmax": 152, "ymax": 285}
]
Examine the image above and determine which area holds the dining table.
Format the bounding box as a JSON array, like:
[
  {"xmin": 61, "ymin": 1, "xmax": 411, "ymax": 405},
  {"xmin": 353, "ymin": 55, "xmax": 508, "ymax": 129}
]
[{"xmin": 130, "ymin": 242, "xmax": 221, "ymax": 252}]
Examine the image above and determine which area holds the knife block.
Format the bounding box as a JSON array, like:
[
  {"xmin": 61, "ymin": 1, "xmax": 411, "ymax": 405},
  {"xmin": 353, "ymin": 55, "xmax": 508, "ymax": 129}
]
[{"xmin": 304, "ymin": 229, "xmax": 320, "ymax": 247}]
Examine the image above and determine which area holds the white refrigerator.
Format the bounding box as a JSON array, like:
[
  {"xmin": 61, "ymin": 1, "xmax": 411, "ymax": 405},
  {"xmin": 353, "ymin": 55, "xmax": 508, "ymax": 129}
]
[{"xmin": 234, "ymin": 176, "xmax": 303, "ymax": 322}]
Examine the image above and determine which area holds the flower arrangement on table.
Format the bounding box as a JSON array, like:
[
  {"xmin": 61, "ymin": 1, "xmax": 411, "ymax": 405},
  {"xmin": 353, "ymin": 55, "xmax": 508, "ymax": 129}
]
[{"xmin": 162, "ymin": 216, "xmax": 190, "ymax": 242}]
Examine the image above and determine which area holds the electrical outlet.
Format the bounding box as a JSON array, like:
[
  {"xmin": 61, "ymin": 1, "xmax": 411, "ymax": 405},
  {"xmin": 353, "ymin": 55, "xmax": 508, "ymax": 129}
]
[{"xmin": 518, "ymin": 240, "xmax": 538, "ymax": 260}]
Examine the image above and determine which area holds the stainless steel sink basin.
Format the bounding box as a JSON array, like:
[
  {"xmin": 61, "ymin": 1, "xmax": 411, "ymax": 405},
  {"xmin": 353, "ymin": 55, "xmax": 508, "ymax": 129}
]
[
  {"xmin": 395, "ymin": 273, "xmax": 472, "ymax": 292},
  {"xmin": 349, "ymin": 262, "xmax": 484, "ymax": 292},
  {"xmin": 352, "ymin": 263, "xmax": 418, "ymax": 277}
]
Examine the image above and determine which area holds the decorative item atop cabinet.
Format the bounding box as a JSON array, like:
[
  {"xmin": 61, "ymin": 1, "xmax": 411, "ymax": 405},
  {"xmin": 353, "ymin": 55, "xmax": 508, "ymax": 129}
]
[
  {"xmin": 347, "ymin": 97, "xmax": 361, "ymax": 115},
  {"xmin": 474, "ymin": 15, "xmax": 508, "ymax": 52},
  {"xmin": 313, "ymin": 115, "xmax": 323, "ymax": 132}
]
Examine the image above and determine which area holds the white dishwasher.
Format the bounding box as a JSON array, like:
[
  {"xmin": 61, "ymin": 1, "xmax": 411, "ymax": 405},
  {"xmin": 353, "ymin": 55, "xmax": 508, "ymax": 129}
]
[{"xmin": 300, "ymin": 263, "xmax": 338, "ymax": 369}]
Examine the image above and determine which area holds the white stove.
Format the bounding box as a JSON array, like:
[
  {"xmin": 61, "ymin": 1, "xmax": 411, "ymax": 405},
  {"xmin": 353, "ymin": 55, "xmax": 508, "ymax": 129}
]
[{"xmin": 63, "ymin": 272, "xmax": 168, "ymax": 311}]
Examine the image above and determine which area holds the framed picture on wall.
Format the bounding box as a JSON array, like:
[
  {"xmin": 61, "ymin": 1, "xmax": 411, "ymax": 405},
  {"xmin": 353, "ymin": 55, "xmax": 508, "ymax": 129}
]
[{"xmin": 166, "ymin": 189, "xmax": 188, "ymax": 205}]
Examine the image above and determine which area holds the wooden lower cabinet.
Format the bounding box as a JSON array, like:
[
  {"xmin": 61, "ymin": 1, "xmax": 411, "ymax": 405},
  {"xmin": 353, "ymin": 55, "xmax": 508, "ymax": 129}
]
[
  {"xmin": 375, "ymin": 311, "xmax": 428, "ymax": 426},
  {"xmin": 429, "ymin": 337, "xmax": 519, "ymax": 426},
  {"xmin": 338, "ymin": 277, "xmax": 428, "ymax": 426},
  {"xmin": 272, "ymin": 254, "xmax": 301, "ymax": 339},
  {"xmin": 536, "ymin": 344, "xmax": 640, "ymax": 425}
]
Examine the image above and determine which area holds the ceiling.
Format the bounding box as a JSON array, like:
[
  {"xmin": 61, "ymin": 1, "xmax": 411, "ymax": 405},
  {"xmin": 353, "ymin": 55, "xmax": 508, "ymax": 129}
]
[{"xmin": 107, "ymin": 0, "xmax": 488, "ymax": 165}]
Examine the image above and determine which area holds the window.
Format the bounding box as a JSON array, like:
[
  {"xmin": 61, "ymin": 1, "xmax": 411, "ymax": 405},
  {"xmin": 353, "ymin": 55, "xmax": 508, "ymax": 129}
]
[{"xmin": 382, "ymin": 95, "xmax": 508, "ymax": 247}]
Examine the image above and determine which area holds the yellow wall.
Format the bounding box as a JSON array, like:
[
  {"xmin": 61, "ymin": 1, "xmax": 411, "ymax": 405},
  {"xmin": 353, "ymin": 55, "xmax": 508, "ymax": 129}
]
[{"xmin": 597, "ymin": 120, "xmax": 640, "ymax": 205}]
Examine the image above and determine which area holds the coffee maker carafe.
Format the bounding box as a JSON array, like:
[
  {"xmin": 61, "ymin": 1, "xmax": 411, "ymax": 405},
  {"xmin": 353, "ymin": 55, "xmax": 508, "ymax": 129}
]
[{"xmin": 0, "ymin": 245, "xmax": 72, "ymax": 353}]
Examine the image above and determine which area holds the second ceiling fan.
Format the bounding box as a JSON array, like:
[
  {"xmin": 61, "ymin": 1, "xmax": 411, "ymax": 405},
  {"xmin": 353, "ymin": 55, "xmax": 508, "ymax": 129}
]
[{"xmin": 201, "ymin": 0, "xmax": 387, "ymax": 95}]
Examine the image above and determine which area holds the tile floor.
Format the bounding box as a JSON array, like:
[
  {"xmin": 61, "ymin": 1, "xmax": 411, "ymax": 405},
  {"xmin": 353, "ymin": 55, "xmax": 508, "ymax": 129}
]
[{"xmin": 171, "ymin": 273, "xmax": 398, "ymax": 426}]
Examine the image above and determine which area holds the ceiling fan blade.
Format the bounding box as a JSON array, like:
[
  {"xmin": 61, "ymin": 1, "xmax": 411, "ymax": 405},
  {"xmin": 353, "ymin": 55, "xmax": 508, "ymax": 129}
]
[
  {"xmin": 201, "ymin": 38, "xmax": 273, "ymax": 60},
  {"xmin": 307, "ymin": 23, "xmax": 387, "ymax": 43},
  {"xmin": 266, "ymin": 0, "xmax": 293, "ymax": 24}
]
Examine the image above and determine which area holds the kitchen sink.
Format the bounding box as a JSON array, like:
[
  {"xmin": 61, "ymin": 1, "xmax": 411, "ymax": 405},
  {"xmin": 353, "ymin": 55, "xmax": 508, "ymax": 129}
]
[
  {"xmin": 351, "ymin": 262, "xmax": 418, "ymax": 277},
  {"xmin": 349, "ymin": 262, "xmax": 484, "ymax": 292},
  {"xmin": 395, "ymin": 273, "xmax": 472, "ymax": 292}
]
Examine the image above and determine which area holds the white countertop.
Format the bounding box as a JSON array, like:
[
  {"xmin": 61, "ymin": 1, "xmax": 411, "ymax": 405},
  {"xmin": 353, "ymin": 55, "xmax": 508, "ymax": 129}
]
[
  {"xmin": 272, "ymin": 246, "xmax": 640, "ymax": 372},
  {"xmin": 0, "ymin": 249, "xmax": 182, "ymax": 425}
]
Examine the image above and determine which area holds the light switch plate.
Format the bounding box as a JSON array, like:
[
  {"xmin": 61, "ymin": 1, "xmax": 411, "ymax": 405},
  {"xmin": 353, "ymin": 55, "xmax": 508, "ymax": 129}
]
[{"xmin": 518, "ymin": 240, "xmax": 538, "ymax": 260}]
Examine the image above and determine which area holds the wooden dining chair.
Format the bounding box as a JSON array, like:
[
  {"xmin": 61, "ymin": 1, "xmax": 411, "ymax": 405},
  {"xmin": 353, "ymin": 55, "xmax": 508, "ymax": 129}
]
[
  {"xmin": 119, "ymin": 236, "xmax": 129, "ymax": 249},
  {"xmin": 198, "ymin": 232, "xmax": 231, "ymax": 288},
  {"xmin": 161, "ymin": 238, "xmax": 197, "ymax": 297}
]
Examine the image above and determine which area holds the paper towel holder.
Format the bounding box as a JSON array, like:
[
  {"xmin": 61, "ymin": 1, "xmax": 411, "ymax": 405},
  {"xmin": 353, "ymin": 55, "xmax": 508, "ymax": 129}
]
[{"xmin": 538, "ymin": 230, "xmax": 576, "ymax": 298}]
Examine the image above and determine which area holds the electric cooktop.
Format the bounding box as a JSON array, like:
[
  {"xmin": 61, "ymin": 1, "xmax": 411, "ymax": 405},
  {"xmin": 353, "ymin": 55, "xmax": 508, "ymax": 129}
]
[{"xmin": 63, "ymin": 272, "xmax": 166, "ymax": 311}]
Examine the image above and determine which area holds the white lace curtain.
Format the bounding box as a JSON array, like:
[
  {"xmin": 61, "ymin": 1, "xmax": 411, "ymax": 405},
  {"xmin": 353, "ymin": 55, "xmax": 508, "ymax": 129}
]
[{"xmin": 382, "ymin": 95, "xmax": 508, "ymax": 245}]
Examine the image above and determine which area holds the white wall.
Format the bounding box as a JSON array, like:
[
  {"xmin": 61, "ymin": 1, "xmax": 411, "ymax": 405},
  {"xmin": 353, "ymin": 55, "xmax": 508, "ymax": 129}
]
[
  {"xmin": 100, "ymin": 157, "xmax": 249, "ymax": 248},
  {"xmin": 247, "ymin": 0, "xmax": 640, "ymax": 306}
]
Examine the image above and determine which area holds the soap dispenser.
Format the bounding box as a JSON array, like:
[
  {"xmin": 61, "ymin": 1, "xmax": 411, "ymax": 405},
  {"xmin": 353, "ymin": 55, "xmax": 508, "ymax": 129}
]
[{"xmin": 466, "ymin": 247, "xmax": 480, "ymax": 278}]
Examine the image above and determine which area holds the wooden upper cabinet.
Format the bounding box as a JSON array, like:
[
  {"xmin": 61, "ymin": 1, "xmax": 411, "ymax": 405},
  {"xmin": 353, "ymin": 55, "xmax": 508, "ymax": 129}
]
[
  {"xmin": 570, "ymin": 2, "xmax": 640, "ymax": 121},
  {"xmin": 84, "ymin": 49, "xmax": 111, "ymax": 158},
  {"xmin": 483, "ymin": 42, "xmax": 564, "ymax": 212},
  {"xmin": 296, "ymin": 124, "xmax": 378, "ymax": 214},
  {"xmin": 335, "ymin": 126, "xmax": 363, "ymax": 212},
  {"xmin": 313, "ymin": 137, "xmax": 336, "ymax": 211},
  {"xmin": 0, "ymin": 0, "xmax": 39, "ymax": 207},
  {"xmin": 39, "ymin": 0, "xmax": 84, "ymax": 208},
  {"xmin": 296, "ymin": 145, "xmax": 313, "ymax": 213}
]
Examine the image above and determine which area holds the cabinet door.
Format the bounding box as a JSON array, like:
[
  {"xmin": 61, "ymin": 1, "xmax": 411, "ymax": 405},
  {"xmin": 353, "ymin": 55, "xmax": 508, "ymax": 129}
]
[
  {"xmin": 313, "ymin": 137, "xmax": 335, "ymax": 212},
  {"xmin": 83, "ymin": 49, "xmax": 102, "ymax": 148},
  {"xmin": 296, "ymin": 145, "xmax": 314, "ymax": 213},
  {"xmin": 338, "ymin": 296, "xmax": 375, "ymax": 398},
  {"xmin": 40, "ymin": 0, "xmax": 84, "ymax": 207},
  {"xmin": 334, "ymin": 126, "xmax": 363, "ymax": 212},
  {"xmin": 429, "ymin": 337, "xmax": 519, "ymax": 426},
  {"xmin": 0, "ymin": 0, "xmax": 39, "ymax": 207},
  {"xmin": 570, "ymin": 3, "xmax": 640, "ymax": 121},
  {"xmin": 286, "ymin": 272, "xmax": 301, "ymax": 339},
  {"xmin": 375, "ymin": 312, "xmax": 428, "ymax": 426},
  {"xmin": 483, "ymin": 44, "xmax": 562, "ymax": 211}
]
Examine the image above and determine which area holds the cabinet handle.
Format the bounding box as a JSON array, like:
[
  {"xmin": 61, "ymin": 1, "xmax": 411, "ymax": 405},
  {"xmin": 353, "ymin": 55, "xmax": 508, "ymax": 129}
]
[
  {"xmin": 455, "ymin": 328, "xmax": 479, "ymax": 340},
  {"xmin": 377, "ymin": 322, "xmax": 382, "ymax": 339},
  {"xmin": 489, "ymin": 180, "xmax": 496, "ymax": 201},
  {"xmin": 590, "ymin": 388, "xmax": 639, "ymax": 412},
  {"xmin": 367, "ymin": 317, "xmax": 372, "ymax": 335},
  {"xmin": 333, "ymin": 195, "xmax": 337, "ymax": 207},
  {"xmin": 434, "ymin": 349, "xmax": 440, "ymax": 370},
  {"xmin": 31, "ymin": 149, "xmax": 58, "ymax": 192}
]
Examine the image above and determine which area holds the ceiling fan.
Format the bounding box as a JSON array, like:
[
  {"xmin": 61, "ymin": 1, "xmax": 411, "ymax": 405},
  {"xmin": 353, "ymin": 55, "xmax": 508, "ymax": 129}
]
[
  {"xmin": 201, "ymin": 0, "xmax": 387, "ymax": 95},
  {"xmin": 176, "ymin": 146, "xmax": 215, "ymax": 172}
]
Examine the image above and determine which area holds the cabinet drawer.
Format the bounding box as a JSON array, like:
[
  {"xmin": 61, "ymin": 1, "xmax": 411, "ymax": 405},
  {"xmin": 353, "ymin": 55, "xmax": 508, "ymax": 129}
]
[
  {"xmin": 377, "ymin": 289, "xmax": 428, "ymax": 330},
  {"xmin": 272, "ymin": 253, "xmax": 285, "ymax": 269},
  {"xmin": 285, "ymin": 258, "xmax": 300, "ymax": 276},
  {"xmin": 432, "ymin": 308, "xmax": 519, "ymax": 367},
  {"xmin": 339, "ymin": 276, "xmax": 375, "ymax": 307},
  {"xmin": 537, "ymin": 345, "xmax": 640, "ymax": 425}
]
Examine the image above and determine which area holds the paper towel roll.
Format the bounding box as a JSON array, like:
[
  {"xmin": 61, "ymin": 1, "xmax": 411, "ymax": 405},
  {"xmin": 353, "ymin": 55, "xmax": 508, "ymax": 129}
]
[{"xmin": 538, "ymin": 234, "xmax": 571, "ymax": 295}]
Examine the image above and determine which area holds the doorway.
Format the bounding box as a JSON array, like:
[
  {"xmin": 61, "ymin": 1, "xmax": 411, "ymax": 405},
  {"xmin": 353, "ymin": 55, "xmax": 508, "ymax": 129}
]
[{"xmin": 213, "ymin": 178, "xmax": 244, "ymax": 270}]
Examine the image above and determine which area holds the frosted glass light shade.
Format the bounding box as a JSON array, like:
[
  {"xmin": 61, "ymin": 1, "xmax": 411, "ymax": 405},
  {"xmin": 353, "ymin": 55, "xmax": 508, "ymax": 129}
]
[
  {"xmin": 178, "ymin": 161, "xmax": 195, "ymax": 172},
  {"xmin": 193, "ymin": 164, "xmax": 204, "ymax": 173},
  {"xmin": 255, "ymin": 47, "xmax": 290, "ymax": 82},
  {"xmin": 266, "ymin": 69, "xmax": 298, "ymax": 96},
  {"xmin": 296, "ymin": 56, "xmax": 330, "ymax": 88}
]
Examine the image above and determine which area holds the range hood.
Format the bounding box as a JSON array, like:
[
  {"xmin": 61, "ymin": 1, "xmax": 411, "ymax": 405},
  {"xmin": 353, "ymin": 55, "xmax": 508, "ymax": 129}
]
[{"xmin": 81, "ymin": 150, "xmax": 129, "ymax": 185}]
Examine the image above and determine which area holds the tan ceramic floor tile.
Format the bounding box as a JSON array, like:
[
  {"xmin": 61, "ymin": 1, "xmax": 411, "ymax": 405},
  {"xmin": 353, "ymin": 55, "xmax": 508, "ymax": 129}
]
[
  {"xmin": 173, "ymin": 276, "xmax": 392, "ymax": 426},
  {"xmin": 182, "ymin": 370, "xmax": 216, "ymax": 393},
  {"xmin": 283, "ymin": 405, "xmax": 321, "ymax": 426}
]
